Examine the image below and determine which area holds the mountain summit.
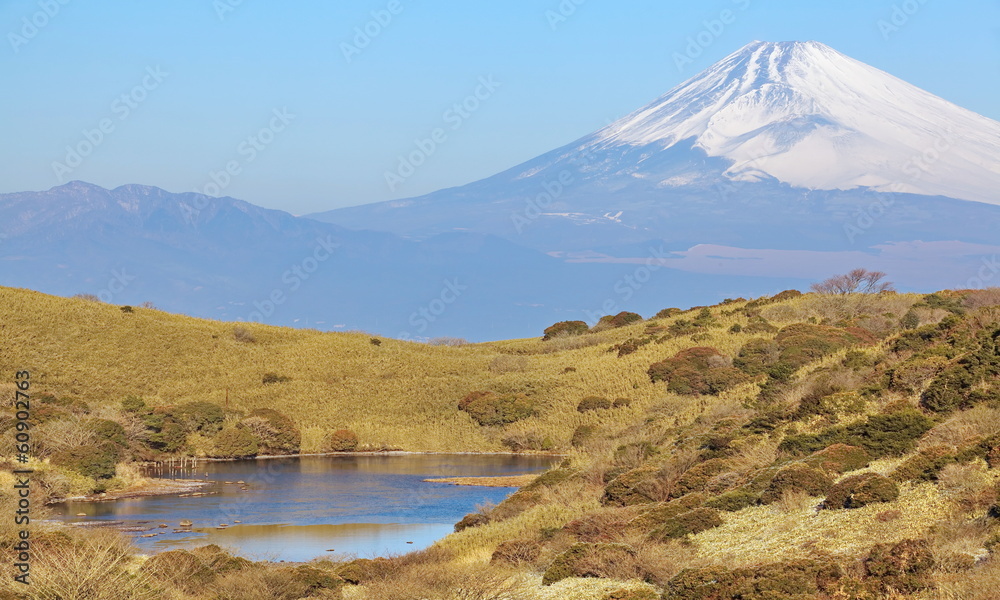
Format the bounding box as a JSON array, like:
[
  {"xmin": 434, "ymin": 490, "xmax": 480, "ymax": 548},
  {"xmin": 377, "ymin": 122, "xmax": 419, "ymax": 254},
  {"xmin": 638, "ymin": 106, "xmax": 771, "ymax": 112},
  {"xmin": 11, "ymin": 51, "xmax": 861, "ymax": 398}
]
[{"xmin": 583, "ymin": 40, "xmax": 1000, "ymax": 204}]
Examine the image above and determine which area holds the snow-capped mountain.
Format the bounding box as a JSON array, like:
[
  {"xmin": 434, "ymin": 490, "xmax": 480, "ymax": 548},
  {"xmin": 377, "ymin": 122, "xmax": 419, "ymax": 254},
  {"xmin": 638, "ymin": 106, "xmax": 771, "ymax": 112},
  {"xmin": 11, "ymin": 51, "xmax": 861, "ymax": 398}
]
[
  {"xmin": 588, "ymin": 41, "xmax": 1000, "ymax": 205},
  {"xmin": 310, "ymin": 40, "xmax": 1000, "ymax": 248}
]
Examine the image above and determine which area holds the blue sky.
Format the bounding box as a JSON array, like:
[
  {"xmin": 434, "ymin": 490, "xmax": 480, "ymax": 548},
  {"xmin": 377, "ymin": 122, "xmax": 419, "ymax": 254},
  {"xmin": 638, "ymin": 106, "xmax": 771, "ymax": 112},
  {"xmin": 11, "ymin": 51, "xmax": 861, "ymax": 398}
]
[{"xmin": 2, "ymin": 0, "xmax": 998, "ymax": 214}]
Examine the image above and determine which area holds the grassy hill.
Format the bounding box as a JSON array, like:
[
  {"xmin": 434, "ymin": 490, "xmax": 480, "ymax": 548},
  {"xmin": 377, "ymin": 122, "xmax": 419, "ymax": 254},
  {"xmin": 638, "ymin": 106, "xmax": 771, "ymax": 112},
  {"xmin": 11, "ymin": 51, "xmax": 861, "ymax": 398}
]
[{"xmin": 2, "ymin": 284, "xmax": 1000, "ymax": 600}]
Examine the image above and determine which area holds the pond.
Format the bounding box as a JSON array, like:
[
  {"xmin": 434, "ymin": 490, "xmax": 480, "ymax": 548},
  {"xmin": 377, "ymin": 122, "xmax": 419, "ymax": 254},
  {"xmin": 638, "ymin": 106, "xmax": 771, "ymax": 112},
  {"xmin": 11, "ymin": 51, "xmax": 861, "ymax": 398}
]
[{"xmin": 51, "ymin": 454, "xmax": 558, "ymax": 562}]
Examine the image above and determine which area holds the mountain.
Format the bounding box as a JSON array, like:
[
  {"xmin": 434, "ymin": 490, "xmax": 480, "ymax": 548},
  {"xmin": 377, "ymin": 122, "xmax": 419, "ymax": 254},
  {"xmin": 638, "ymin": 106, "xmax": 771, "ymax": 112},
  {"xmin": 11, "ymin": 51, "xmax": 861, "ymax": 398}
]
[
  {"xmin": 309, "ymin": 41, "xmax": 1000, "ymax": 287},
  {"xmin": 2, "ymin": 182, "xmax": 802, "ymax": 340}
]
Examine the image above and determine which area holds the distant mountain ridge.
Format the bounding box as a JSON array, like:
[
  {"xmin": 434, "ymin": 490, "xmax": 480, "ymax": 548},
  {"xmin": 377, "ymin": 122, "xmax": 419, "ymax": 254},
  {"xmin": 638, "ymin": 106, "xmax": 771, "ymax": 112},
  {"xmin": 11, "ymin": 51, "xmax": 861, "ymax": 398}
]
[{"xmin": 3, "ymin": 41, "xmax": 999, "ymax": 340}]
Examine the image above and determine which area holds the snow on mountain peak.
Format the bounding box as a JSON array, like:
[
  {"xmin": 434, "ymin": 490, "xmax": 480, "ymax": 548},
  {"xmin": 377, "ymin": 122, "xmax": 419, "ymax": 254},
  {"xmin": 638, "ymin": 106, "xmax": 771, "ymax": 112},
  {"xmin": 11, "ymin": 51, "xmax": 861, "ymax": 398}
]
[{"xmin": 590, "ymin": 40, "xmax": 1000, "ymax": 205}]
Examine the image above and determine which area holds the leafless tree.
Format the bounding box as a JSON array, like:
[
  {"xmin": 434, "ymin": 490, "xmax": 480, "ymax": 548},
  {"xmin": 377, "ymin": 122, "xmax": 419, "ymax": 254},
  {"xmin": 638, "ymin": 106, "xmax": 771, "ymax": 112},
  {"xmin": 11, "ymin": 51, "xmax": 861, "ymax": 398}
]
[{"xmin": 811, "ymin": 268, "xmax": 895, "ymax": 295}]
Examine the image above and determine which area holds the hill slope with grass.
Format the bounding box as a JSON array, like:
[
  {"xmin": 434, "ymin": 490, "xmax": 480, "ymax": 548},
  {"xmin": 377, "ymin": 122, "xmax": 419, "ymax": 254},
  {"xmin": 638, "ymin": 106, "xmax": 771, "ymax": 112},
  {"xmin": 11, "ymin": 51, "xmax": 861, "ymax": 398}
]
[{"xmin": 2, "ymin": 285, "xmax": 1000, "ymax": 599}]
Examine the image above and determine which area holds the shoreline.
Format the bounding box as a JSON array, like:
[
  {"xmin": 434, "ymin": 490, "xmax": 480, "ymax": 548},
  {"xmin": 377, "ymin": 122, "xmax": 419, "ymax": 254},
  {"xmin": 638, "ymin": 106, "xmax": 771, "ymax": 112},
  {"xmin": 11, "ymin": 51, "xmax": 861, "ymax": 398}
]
[
  {"xmin": 55, "ymin": 478, "xmax": 210, "ymax": 504},
  {"xmin": 146, "ymin": 449, "xmax": 566, "ymax": 464}
]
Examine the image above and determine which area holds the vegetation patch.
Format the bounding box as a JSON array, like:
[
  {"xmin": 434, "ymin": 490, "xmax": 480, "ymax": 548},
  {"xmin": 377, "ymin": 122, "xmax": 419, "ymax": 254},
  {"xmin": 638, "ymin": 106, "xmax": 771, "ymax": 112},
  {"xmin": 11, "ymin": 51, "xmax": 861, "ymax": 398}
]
[{"xmin": 823, "ymin": 472, "xmax": 899, "ymax": 509}]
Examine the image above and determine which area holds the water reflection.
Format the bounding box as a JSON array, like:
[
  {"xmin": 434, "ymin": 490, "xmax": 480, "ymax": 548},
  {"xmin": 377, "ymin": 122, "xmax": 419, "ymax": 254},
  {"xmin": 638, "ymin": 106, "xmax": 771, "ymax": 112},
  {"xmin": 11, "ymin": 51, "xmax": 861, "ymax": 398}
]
[{"xmin": 52, "ymin": 454, "xmax": 556, "ymax": 562}]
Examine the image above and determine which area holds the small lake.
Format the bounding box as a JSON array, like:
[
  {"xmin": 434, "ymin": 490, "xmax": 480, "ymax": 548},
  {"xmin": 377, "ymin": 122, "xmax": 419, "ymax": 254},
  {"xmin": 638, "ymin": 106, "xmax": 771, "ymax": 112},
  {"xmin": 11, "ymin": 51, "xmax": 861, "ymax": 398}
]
[{"xmin": 51, "ymin": 454, "xmax": 557, "ymax": 562}]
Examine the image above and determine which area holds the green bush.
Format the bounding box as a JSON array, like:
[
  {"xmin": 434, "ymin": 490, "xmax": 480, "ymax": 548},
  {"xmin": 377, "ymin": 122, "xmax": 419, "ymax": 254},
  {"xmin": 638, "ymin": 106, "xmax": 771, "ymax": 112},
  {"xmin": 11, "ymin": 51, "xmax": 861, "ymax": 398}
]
[
  {"xmin": 454, "ymin": 513, "xmax": 490, "ymax": 532},
  {"xmin": 594, "ymin": 312, "xmax": 643, "ymax": 330},
  {"xmin": 458, "ymin": 391, "xmax": 536, "ymax": 426},
  {"xmin": 648, "ymin": 347, "xmax": 747, "ymax": 395},
  {"xmin": 543, "ymin": 320, "xmax": 589, "ymax": 340},
  {"xmin": 570, "ymin": 425, "xmax": 597, "ymax": 447},
  {"xmin": 146, "ymin": 419, "xmax": 187, "ymax": 452},
  {"xmin": 891, "ymin": 446, "xmax": 955, "ymax": 482},
  {"xmin": 664, "ymin": 558, "xmax": 842, "ymax": 600},
  {"xmin": 542, "ymin": 543, "xmax": 642, "ymax": 586},
  {"xmin": 121, "ymin": 396, "xmax": 147, "ymax": 413},
  {"xmin": 803, "ymin": 444, "xmax": 871, "ymax": 474},
  {"xmin": 602, "ymin": 588, "xmax": 659, "ymax": 600},
  {"xmin": 613, "ymin": 397, "xmax": 633, "ymax": 408},
  {"xmin": 823, "ymin": 473, "xmax": 899, "ymax": 509},
  {"xmin": 501, "ymin": 432, "xmax": 553, "ymax": 452},
  {"xmin": 577, "ymin": 396, "xmax": 612, "ymax": 412},
  {"xmin": 52, "ymin": 442, "xmax": 120, "ymax": 479},
  {"xmin": 172, "ymin": 401, "xmax": 225, "ymax": 434},
  {"xmin": 655, "ymin": 308, "xmax": 682, "ymax": 319},
  {"xmin": 862, "ymin": 539, "xmax": 935, "ymax": 593},
  {"xmin": 602, "ymin": 465, "xmax": 663, "ymax": 506},
  {"xmin": 704, "ymin": 489, "xmax": 759, "ymax": 512},
  {"xmin": 921, "ymin": 366, "xmax": 979, "ymax": 413},
  {"xmin": 87, "ymin": 419, "xmax": 128, "ymax": 447},
  {"xmin": 733, "ymin": 338, "xmax": 779, "ymax": 376},
  {"xmin": 243, "ymin": 408, "xmax": 301, "ymax": 454},
  {"xmin": 652, "ymin": 507, "xmax": 723, "ymax": 540},
  {"xmin": 324, "ymin": 429, "xmax": 360, "ymax": 452},
  {"xmin": 261, "ymin": 372, "xmax": 291, "ymax": 384},
  {"xmin": 779, "ymin": 409, "xmax": 934, "ymax": 458},
  {"xmin": 671, "ymin": 459, "xmax": 731, "ymax": 498},
  {"xmin": 760, "ymin": 464, "xmax": 833, "ymax": 504},
  {"xmin": 211, "ymin": 426, "xmax": 259, "ymax": 458}
]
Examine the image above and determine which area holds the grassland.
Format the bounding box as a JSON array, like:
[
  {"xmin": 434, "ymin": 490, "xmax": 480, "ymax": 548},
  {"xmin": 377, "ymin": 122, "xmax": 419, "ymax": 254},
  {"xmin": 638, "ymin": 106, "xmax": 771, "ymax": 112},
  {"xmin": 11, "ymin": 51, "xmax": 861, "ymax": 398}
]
[{"xmin": 2, "ymin": 285, "xmax": 1000, "ymax": 599}]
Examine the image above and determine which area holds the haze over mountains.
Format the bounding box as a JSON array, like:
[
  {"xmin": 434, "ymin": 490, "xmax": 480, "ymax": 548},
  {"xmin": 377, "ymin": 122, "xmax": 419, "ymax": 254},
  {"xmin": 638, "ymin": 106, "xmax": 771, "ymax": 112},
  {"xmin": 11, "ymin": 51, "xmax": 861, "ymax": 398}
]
[{"xmin": 3, "ymin": 41, "xmax": 998, "ymax": 340}]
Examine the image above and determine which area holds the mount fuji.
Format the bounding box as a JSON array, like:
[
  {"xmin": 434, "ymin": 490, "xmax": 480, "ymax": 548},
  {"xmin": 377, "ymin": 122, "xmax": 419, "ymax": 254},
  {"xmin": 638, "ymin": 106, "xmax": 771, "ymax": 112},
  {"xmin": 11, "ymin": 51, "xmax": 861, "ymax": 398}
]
[
  {"xmin": 3, "ymin": 41, "xmax": 1000, "ymax": 341},
  {"xmin": 310, "ymin": 41, "xmax": 1000, "ymax": 264}
]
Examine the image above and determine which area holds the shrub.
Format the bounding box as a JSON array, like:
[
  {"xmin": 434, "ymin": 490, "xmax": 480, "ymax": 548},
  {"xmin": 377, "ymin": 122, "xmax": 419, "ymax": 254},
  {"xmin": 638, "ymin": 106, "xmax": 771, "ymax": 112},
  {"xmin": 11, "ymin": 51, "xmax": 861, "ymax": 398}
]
[
  {"xmin": 803, "ymin": 444, "xmax": 871, "ymax": 474},
  {"xmin": 140, "ymin": 549, "xmax": 215, "ymax": 594},
  {"xmin": 51, "ymin": 442, "xmax": 120, "ymax": 479},
  {"xmin": 242, "ymin": 409, "xmax": 300, "ymax": 454},
  {"xmin": 648, "ymin": 347, "xmax": 747, "ymax": 395},
  {"xmin": 337, "ymin": 558, "xmax": 393, "ymax": 585},
  {"xmin": 454, "ymin": 513, "xmax": 490, "ymax": 532},
  {"xmin": 921, "ymin": 366, "xmax": 978, "ymax": 413},
  {"xmin": 892, "ymin": 446, "xmax": 955, "ymax": 482},
  {"xmin": 603, "ymin": 465, "xmax": 664, "ymax": 506},
  {"xmin": 458, "ymin": 391, "xmax": 535, "ymax": 426},
  {"xmin": 290, "ymin": 565, "xmax": 344, "ymax": 595},
  {"xmin": 772, "ymin": 323, "xmax": 876, "ymax": 372},
  {"xmin": 121, "ymin": 396, "xmax": 147, "ymax": 413},
  {"xmin": 812, "ymin": 269, "xmax": 894, "ymax": 295},
  {"xmin": 146, "ymin": 418, "xmax": 187, "ymax": 452},
  {"xmin": 779, "ymin": 409, "xmax": 933, "ymax": 458},
  {"xmin": 543, "ymin": 320, "xmax": 589, "ymax": 340},
  {"xmin": 863, "ymin": 539, "xmax": 935, "ymax": 593},
  {"xmin": 729, "ymin": 324, "xmax": 742, "ymax": 334},
  {"xmin": 501, "ymin": 432, "xmax": 553, "ymax": 452},
  {"xmin": 211, "ymin": 426, "xmax": 259, "ymax": 458},
  {"xmin": 613, "ymin": 397, "xmax": 632, "ymax": 408},
  {"xmin": 210, "ymin": 568, "xmax": 310, "ymax": 600},
  {"xmin": 823, "ymin": 473, "xmax": 899, "ymax": 509},
  {"xmin": 87, "ymin": 419, "xmax": 128, "ymax": 447},
  {"xmin": 594, "ymin": 312, "xmax": 643, "ymax": 330},
  {"xmin": 602, "ymin": 589, "xmax": 659, "ymax": 600},
  {"xmin": 369, "ymin": 337, "xmax": 381, "ymax": 346},
  {"xmin": 652, "ymin": 507, "xmax": 723, "ymax": 540},
  {"xmin": 663, "ymin": 559, "xmax": 842, "ymax": 600},
  {"xmin": 262, "ymin": 372, "xmax": 291, "ymax": 384},
  {"xmin": 655, "ymin": 308, "xmax": 682, "ymax": 319},
  {"xmin": 232, "ymin": 325, "xmax": 256, "ymax": 343},
  {"xmin": 704, "ymin": 489, "xmax": 759, "ymax": 512},
  {"xmin": 577, "ymin": 396, "xmax": 612, "ymax": 412},
  {"xmin": 671, "ymin": 459, "xmax": 731, "ymax": 498},
  {"xmin": 324, "ymin": 429, "xmax": 360, "ymax": 452},
  {"xmin": 734, "ymin": 338, "xmax": 779, "ymax": 375},
  {"xmin": 571, "ymin": 425, "xmax": 597, "ymax": 447},
  {"xmin": 490, "ymin": 539, "xmax": 541, "ymax": 565},
  {"xmin": 760, "ymin": 464, "xmax": 833, "ymax": 504},
  {"xmin": 172, "ymin": 401, "xmax": 225, "ymax": 434},
  {"xmin": 541, "ymin": 543, "xmax": 643, "ymax": 586}
]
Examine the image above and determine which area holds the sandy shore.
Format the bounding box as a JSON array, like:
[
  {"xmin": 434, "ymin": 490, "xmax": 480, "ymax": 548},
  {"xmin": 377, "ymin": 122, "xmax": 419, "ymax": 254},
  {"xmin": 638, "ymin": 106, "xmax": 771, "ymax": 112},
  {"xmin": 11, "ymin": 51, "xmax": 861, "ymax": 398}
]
[{"xmin": 422, "ymin": 474, "xmax": 538, "ymax": 487}]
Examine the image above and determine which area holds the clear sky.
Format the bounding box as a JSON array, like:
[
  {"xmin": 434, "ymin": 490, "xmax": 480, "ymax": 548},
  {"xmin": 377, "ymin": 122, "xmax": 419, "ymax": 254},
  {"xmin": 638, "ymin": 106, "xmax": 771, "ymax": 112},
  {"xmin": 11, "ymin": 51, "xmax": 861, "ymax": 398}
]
[{"xmin": 2, "ymin": 0, "xmax": 998, "ymax": 214}]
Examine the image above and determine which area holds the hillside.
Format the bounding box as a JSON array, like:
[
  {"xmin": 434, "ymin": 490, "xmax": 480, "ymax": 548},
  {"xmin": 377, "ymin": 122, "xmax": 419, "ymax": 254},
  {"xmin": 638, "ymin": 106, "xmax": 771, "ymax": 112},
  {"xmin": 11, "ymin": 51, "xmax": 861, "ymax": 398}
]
[{"xmin": 2, "ymin": 284, "xmax": 1000, "ymax": 599}]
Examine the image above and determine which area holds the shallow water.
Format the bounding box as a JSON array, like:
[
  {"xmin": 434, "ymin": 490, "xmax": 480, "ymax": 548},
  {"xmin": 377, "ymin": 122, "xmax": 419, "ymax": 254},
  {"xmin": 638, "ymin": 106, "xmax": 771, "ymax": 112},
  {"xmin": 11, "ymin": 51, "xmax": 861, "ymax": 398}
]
[{"xmin": 51, "ymin": 454, "xmax": 557, "ymax": 562}]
